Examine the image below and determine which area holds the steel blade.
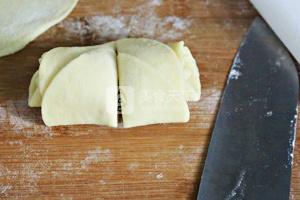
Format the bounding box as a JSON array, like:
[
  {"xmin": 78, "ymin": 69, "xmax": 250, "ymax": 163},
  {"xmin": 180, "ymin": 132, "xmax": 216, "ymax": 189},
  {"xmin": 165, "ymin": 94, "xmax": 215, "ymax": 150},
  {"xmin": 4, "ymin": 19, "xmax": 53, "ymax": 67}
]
[{"xmin": 197, "ymin": 17, "xmax": 299, "ymax": 200}]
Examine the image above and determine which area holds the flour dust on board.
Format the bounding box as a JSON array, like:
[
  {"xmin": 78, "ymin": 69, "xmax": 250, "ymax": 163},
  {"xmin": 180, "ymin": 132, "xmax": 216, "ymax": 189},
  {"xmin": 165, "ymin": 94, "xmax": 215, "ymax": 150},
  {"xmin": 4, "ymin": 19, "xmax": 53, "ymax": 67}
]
[{"xmin": 59, "ymin": 0, "xmax": 192, "ymax": 43}]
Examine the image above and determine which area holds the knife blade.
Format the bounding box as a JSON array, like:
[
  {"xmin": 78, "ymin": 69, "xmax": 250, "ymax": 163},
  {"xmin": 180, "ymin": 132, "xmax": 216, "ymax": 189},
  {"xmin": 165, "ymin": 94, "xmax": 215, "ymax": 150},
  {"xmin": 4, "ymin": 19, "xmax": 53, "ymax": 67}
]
[{"xmin": 197, "ymin": 17, "xmax": 299, "ymax": 200}]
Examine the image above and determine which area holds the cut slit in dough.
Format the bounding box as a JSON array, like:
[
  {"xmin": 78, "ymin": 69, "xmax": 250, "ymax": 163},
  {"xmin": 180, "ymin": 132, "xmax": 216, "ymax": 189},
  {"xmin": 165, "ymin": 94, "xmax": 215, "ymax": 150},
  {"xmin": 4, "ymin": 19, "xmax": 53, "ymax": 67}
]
[
  {"xmin": 116, "ymin": 38, "xmax": 185, "ymax": 96},
  {"xmin": 0, "ymin": 0, "xmax": 78, "ymax": 57},
  {"xmin": 29, "ymin": 38, "xmax": 201, "ymax": 128},
  {"xmin": 118, "ymin": 53, "xmax": 190, "ymax": 128},
  {"xmin": 41, "ymin": 48, "xmax": 118, "ymax": 127}
]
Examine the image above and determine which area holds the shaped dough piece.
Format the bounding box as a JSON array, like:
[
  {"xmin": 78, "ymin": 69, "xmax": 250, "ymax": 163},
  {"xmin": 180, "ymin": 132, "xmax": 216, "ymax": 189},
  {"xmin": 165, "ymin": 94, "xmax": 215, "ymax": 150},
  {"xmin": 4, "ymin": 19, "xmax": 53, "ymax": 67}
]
[
  {"xmin": 0, "ymin": 0, "xmax": 78, "ymax": 57},
  {"xmin": 28, "ymin": 43, "xmax": 115, "ymax": 108},
  {"xmin": 117, "ymin": 38, "xmax": 185, "ymax": 96},
  {"xmin": 118, "ymin": 53, "xmax": 190, "ymax": 128},
  {"xmin": 39, "ymin": 42, "xmax": 115, "ymax": 96},
  {"xmin": 29, "ymin": 48, "xmax": 92, "ymax": 108},
  {"xmin": 168, "ymin": 41, "xmax": 201, "ymax": 101},
  {"xmin": 28, "ymin": 71, "xmax": 42, "ymax": 107},
  {"xmin": 42, "ymin": 48, "xmax": 118, "ymax": 127}
]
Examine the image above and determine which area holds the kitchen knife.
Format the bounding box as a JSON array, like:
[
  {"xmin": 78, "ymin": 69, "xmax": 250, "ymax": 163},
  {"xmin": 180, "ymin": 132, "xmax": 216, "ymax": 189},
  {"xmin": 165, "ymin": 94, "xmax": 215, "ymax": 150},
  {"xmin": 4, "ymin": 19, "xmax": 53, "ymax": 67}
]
[{"xmin": 197, "ymin": 17, "xmax": 299, "ymax": 200}]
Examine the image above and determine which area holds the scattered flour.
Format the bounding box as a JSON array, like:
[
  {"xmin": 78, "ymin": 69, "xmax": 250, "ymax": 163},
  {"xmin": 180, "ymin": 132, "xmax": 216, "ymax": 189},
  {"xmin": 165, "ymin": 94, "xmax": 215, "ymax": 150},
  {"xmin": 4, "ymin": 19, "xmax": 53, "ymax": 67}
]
[
  {"xmin": 80, "ymin": 148, "xmax": 111, "ymax": 169},
  {"xmin": 7, "ymin": 140, "xmax": 23, "ymax": 146},
  {"xmin": 150, "ymin": 0, "xmax": 163, "ymax": 6},
  {"xmin": 6, "ymin": 100, "xmax": 33, "ymax": 130},
  {"xmin": 0, "ymin": 165, "xmax": 18, "ymax": 179},
  {"xmin": 173, "ymin": 145, "xmax": 204, "ymax": 178},
  {"xmin": 288, "ymin": 112, "xmax": 297, "ymax": 165},
  {"xmin": 22, "ymin": 164, "xmax": 41, "ymax": 193},
  {"xmin": 60, "ymin": 193, "xmax": 74, "ymax": 200},
  {"xmin": 127, "ymin": 162, "xmax": 140, "ymax": 171},
  {"xmin": 0, "ymin": 185, "xmax": 12, "ymax": 195},
  {"xmin": 228, "ymin": 54, "xmax": 243, "ymax": 81},
  {"xmin": 45, "ymin": 149, "xmax": 113, "ymax": 179},
  {"xmin": 59, "ymin": 0, "xmax": 192, "ymax": 43},
  {"xmin": 99, "ymin": 180, "xmax": 106, "ymax": 185},
  {"xmin": 51, "ymin": 171, "xmax": 59, "ymax": 177},
  {"xmin": 0, "ymin": 107, "xmax": 7, "ymax": 122},
  {"xmin": 0, "ymin": 145, "xmax": 52, "ymax": 198},
  {"xmin": 266, "ymin": 111, "xmax": 273, "ymax": 117},
  {"xmin": 290, "ymin": 194, "xmax": 295, "ymax": 200},
  {"xmin": 229, "ymin": 69, "xmax": 242, "ymax": 80},
  {"xmin": 225, "ymin": 170, "xmax": 247, "ymax": 200},
  {"xmin": 0, "ymin": 100, "xmax": 52, "ymax": 138},
  {"xmin": 62, "ymin": 162, "xmax": 73, "ymax": 171},
  {"xmin": 275, "ymin": 60, "xmax": 281, "ymax": 67},
  {"xmin": 156, "ymin": 172, "xmax": 164, "ymax": 179}
]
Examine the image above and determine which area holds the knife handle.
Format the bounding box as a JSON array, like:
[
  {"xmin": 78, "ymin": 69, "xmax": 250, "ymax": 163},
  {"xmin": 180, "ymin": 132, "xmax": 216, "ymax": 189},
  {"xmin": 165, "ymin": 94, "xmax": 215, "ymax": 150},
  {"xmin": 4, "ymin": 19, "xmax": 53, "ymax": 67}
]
[{"xmin": 250, "ymin": 0, "xmax": 300, "ymax": 64}]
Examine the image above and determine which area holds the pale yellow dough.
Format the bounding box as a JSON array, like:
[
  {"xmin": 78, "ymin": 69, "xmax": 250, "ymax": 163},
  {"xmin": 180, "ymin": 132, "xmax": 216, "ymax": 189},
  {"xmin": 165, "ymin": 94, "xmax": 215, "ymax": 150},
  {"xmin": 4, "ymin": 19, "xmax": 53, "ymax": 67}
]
[
  {"xmin": 39, "ymin": 42, "xmax": 115, "ymax": 96},
  {"xmin": 29, "ymin": 42, "xmax": 116, "ymax": 107},
  {"xmin": 168, "ymin": 41, "xmax": 201, "ymax": 101},
  {"xmin": 117, "ymin": 38, "xmax": 185, "ymax": 96},
  {"xmin": 28, "ymin": 71, "xmax": 42, "ymax": 107},
  {"xmin": 28, "ymin": 38, "xmax": 201, "ymax": 128},
  {"xmin": 0, "ymin": 0, "xmax": 78, "ymax": 57},
  {"xmin": 42, "ymin": 48, "xmax": 118, "ymax": 127},
  {"xmin": 118, "ymin": 53, "xmax": 189, "ymax": 128}
]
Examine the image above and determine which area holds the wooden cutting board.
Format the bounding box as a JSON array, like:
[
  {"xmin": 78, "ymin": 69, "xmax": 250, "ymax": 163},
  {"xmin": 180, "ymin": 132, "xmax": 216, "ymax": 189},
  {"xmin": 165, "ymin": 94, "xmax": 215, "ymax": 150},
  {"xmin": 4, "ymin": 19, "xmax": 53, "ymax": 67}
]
[{"xmin": 0, "ymin": 0, "xmax": 299, "ymax": 199}]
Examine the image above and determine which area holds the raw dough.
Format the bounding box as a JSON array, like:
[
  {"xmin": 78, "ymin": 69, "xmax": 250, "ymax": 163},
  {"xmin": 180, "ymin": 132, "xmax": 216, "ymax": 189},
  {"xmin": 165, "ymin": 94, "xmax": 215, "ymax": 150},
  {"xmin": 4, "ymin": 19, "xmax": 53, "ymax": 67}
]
[
  {"xmin": 28, "ymin": 42, "xmax": 115, "ymax": 107},
  {"xmin": 116, "ymin": 38, "xmax": 185, "ymax": 96},
  {"xmin": 42, "ymin": 48, "xmax": 118, "ymax": 127},
  {"xmin": 168, "ymin": 41, "xmax": 201, "ymax": 101},
  {"xmin": 118, "ymin": 53, "xmax": 190, "ymax": 128},
  {"xmin": 28, "ymin": 38, "xmax": 200, "ymax": 128},
  {"xmin": 39, "ymin": 42, "xmax": 115, "ymax": 96},
  {"xmin": 0, "ymin": 0, "xmax": 78, "ymax": 57},
  {"xmin": 28, "ymin": 71, "xmax": 42, "ymax": 107}
]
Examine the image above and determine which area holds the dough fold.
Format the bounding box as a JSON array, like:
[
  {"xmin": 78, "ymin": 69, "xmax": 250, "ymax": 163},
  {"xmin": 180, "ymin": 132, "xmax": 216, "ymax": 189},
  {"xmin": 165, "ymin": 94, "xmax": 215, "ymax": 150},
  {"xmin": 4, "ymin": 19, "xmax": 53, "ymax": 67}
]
[
  {"xmin": 42, "ymin": 48, "xmax": 118, "ymax": 127},
  {"xmin": 168, "ymin": 41, "xmax": 201, "ymax": 101}
]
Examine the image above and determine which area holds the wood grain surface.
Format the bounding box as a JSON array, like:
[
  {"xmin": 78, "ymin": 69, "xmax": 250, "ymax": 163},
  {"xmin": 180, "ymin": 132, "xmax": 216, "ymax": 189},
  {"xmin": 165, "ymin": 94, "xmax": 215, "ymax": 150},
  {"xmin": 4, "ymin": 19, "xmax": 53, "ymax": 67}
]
[{"xmin": 0, "ymin": 0, "xmax": 299, "ymax": 199}]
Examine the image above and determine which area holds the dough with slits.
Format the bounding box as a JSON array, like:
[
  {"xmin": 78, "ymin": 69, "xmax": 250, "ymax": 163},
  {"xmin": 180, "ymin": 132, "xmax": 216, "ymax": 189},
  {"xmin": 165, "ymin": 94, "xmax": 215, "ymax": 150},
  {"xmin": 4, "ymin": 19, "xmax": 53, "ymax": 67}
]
[
  {"xmin": 28, "ymin": 38, "xmax": 201, "ymax": 128},
  {"xmin": 41, "ymin": 48, "xmax": 118, "ymax": 127},
  {"xmin": 116, "ymin": 38, "xmax": 185, "ymax": 97},
  {"xmin": 118, "ymin": 53, "xmax": 190, "ymax": 128}
]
